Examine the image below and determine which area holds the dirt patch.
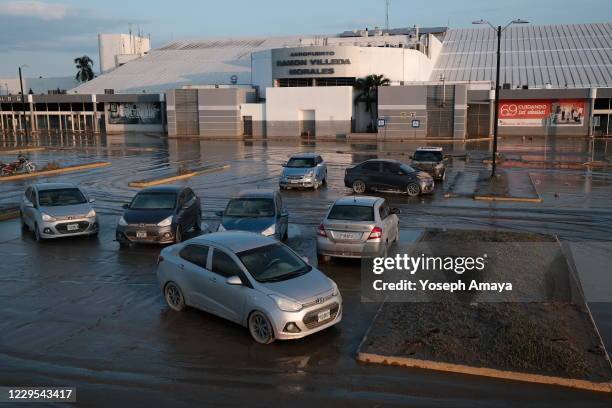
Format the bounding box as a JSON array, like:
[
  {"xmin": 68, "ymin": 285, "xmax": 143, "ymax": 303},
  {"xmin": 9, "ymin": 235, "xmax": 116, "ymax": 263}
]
[
  {"xmin": 359, "ymin": 229, "xmax": 612, "ymax": 385},
  {"xmin": 474, "ymin": 170, "xmax": 541, "ymax": 202}
]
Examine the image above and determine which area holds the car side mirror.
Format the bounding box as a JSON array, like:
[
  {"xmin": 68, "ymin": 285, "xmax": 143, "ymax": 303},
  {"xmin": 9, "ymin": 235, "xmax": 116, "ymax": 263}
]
[
  {"xmin": 215, "ymin": 210, "xmax": 224, "ymax": 217},
  {"xmin": 409, "ymin": 155, "xmax": 413, "ymax": 160},
  {"xmin": 391, "ymin": 208, "xmax": 400, "ymax": 215},
  {"xmin": 89, "ymin": 198, "xmax": 95, "ymax": 203},
  {"xmin": 281, "ymin": 162, "xmax": 287, "ymax": 167},
  {"xmin": 226, "ymin": 275, "xmax": 243, "ymax": 286},
  {"xmin": 122, "ymin": 203, "xmax": 129, "ymax": 210}
]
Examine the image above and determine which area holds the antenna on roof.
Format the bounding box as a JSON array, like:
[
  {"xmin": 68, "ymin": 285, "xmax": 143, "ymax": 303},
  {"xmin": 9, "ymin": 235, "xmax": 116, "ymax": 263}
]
[{"xmin": 385, "ymin": 0, "xmax": 390, "ymax": 30}]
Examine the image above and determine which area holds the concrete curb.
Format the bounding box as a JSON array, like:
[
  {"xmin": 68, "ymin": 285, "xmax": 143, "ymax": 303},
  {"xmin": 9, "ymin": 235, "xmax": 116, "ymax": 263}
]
[
  {"xmin": 128, "ymin": 164, "xmax": 230, "ymax": 188},
  {"xmin": 0, "ymin": 147, "xmax": 46, "ymax": 154},
  {"xmin": 0, "ymin": 206, "xmax": 19, "ymax": 221},
  {"xmin": 356, "ymin": 352, "xmax": 612, "ymax": 393},
  {"xmin": 474, "ymin": 195, "xmax": 543, "ymax": 203},
  {"xmin": 0, "ymin": 162, "xmax": 111, "ymax": 182}
]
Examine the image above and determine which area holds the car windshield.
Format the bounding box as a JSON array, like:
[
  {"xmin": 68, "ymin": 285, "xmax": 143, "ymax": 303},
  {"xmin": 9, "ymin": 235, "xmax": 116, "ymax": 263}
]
[
  {"xmin": 286, "ymin": 157, "xmax": 315, "ymax": 168},
  {"xmin": 130, "ymin": 193, "xmax": 176, "ymax": 210},
  {"xmin": 225, "ymin": 198, "xmax": 274, "ymax": 217},
  {"xmin": 38, "ymin": 188, "xmax": 87, "ymax": 206},
  {"xmin": 238, "ymin": 243, "xmax": 311, "ymax": 283},
  {"xmin": 400, "ymin": 164, "xmax": 417, "ymax": 173},
  {"xmin": 328, "ymin": 204, "xmax": 374, "ymax": 221},
  {"xmin": 414, "ymin": 151, "xmax": 443, "ymax": 162}
]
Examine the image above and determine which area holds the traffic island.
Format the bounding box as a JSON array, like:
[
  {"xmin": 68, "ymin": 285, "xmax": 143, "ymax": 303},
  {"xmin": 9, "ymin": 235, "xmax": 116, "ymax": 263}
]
[
  {"xmin": 357, "ymin": 229, "xmax": 612, "ymax": 393},
  {"xmin": 128, "ymin": 164, "xmax": 230, "ymax": 188},
  {"xmin": 0, "ymin": 161, "xmax": 111, "ymax": 182},
  {"xmin": 0, "ymin": 205, "xmax": 19, "ymax": 221},
  {"xmin": 474, "ymin": 170, "xmax": 542, "ymax": 203}
]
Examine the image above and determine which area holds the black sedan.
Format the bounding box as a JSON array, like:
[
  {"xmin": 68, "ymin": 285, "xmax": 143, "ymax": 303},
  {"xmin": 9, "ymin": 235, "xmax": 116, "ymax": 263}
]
[
  {"xmin": 116, "ymin": 185, "xmax": 202, "ymax": 247},
  {"xmin": 344, "ymin": 159, "xmax": 434, "ymax": 197}
]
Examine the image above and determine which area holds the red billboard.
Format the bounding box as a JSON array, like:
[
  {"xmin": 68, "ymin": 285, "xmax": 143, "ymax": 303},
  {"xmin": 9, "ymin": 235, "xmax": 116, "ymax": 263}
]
[{"xmin": 498, "ymin": 100, "xmax": 585, "ymax": 127}]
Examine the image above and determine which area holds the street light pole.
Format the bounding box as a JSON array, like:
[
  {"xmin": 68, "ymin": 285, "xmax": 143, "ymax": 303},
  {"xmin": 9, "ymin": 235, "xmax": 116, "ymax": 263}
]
[
  {"xmin": 491, "ymin": 25, "xmax": 501, "ymax": 177},
  {"xmin": 18, "ymin": 65, "xmax": 29, "ymax": 144},
  {"xmin": 472, "ymin": 19, "xmax": 528, "ymax": 178}
]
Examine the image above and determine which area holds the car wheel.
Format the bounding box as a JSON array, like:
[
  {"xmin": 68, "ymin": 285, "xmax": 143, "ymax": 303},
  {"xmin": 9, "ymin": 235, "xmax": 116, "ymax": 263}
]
[
  {"xmin": 394, "ymin": 224, "xmax": 400, "ymax": 243},
  {"xmin": 322, "ymin": 173, "xmax": 327, "ymax": 185},
  {"xmin": 164, "ymin": 282, "xmax": 186, "ymax": 312},
  {"xmin": 20, "ymin": 214, "xmax": 28, "ymax": 231},
  {"xmin": 406, "ymin": 182, "xmax": 421, "ymax": 197},
  {"xmin": 248, "ymin": 311, "xmax": 275, "ymax": 344},
  {"xmin": 352, "ymin": 180, "xmax": 366, "ymax": 194},
  {"xmin": 441, "ymin": 171, "xmax": 446, "ymax": 181},
  {"xmin": 34, "ymin": 223, "xmax": 42, "ymax": 242},
  {"xmin": 175, "ymin": 225, "xmax": 182, "ymax": 243},
  {"xmin": 317, "ymin": 253, "xmax": 330, "ymax": 265}
]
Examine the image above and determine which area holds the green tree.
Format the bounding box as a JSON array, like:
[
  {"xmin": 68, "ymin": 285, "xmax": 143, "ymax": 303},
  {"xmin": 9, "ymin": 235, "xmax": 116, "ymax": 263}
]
[
  {"xmin": 354, "ymin": 74, "xmax": 390, "ymax": 132},
  {"xmin": 74, "ymin": 55, "xmax": 95, "ymax": 82}
]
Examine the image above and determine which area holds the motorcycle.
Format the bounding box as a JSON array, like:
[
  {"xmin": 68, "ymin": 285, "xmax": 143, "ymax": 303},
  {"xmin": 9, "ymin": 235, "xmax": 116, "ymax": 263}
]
[{"xmin": 0, "ymin": 154, "xmax": 37, "ymax": 176}]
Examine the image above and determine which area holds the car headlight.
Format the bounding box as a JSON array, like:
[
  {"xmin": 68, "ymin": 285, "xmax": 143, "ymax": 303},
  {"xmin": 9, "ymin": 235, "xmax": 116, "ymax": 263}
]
[
  {"xmin": 331, "ymin": 282, "xmax": 339, "ymax": 297},
  {"xmin": 217, "ymin": 224, "xmax": 226, "ymax": 232},
  {"xmin": 269, "ymin": 294, "xmax": 302, "ymax": 312},
  {"xmin": 157, "ymin": 215, "xmax": 173, "ymax": 227},
  {"xmin": 262, "ymin": 224, "xmax": 275, "ymax": 236},
  {"xmin": 118, "ymin": 216, "xmax": 128, "ymax": 226},
  {"xmin": 86, "ymin": 209, "xmax": 96, "ymax": 218},
  {"xmin": 41, "ymin": 212, "xmax": 56, "ymax": 222},
  {"xmin": 305, "ymin": 170, "xmax": 314, "ymax": 178}
]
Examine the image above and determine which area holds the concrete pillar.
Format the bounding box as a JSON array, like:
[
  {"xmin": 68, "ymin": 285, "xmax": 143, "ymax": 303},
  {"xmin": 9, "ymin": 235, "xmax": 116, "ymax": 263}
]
[
  {"xmin": 92, "ymin": 94, "xmax": 99, "ymax": 133},
  {"xmin": 589, "ymin": 87, "xmax": 597, "ymax": 137},
  {"xmin": 488, "ymin": 89, "xmax": 495, "ymax": 137}
]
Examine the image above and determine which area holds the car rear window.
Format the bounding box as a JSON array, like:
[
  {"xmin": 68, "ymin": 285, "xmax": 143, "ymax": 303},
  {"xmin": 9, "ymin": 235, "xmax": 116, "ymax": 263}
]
[
  {"xmin": 328, "ymin": 204, "xmax": 374, "ymax": 221},
  {"xmin": 414, "ymin": 151, "xmax": 443, "ymax": 161}
]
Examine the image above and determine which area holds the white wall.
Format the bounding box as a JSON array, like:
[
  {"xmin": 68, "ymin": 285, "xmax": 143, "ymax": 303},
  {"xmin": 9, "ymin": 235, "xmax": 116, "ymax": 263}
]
[
  {"xmin": 265, "ymin": 86, "xmax": 353, "ymax": 122},
  {"xmin": 99, "ymin": 33, "xmax": 151, "ymax": 74},
  {"xmin": 270, "ymin": 45, "xmax": 436, "ymax": 85},
  {"xmin": 240, "ymin": 103, "xmax": 265, "ymax": 121}
]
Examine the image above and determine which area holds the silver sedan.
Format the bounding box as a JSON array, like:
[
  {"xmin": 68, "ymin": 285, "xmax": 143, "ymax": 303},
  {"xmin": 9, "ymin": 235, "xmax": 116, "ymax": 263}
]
[
  {"xmin": 156, "ymin": 231, "xmax": 342, "ymax": 344},
  {"xmin": 20, "ymin": 183, "xmax": 98, "ymax": 241},
  {"xmin": 316, "ymin": 196, "xmax": 400, "ymax": 261}
]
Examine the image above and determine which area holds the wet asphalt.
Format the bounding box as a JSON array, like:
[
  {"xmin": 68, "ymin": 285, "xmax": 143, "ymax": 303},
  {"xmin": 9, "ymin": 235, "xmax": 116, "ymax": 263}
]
[{"xmin": 0, "ymin": 134, "xmax": 611, "ymax": 407}]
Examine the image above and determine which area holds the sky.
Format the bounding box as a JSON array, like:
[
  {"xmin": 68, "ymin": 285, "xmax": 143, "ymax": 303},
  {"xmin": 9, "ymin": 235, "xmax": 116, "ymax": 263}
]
[{"xmin": 0, "ymin": 0, "xmax": 610, "ymax": 78}]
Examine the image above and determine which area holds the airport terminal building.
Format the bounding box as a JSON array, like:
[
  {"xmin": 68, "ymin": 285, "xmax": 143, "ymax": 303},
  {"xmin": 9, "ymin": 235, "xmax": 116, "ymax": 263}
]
[{"xmin": 1, "ymin": 23, "xmax": 611, "ymax": 139}]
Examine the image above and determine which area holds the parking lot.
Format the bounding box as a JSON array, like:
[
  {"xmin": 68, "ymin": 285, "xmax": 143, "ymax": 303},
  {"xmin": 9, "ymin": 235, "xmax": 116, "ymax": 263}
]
[{"xmin": 1, "ymin": 134, "xmax": 612, "ymax": 407}]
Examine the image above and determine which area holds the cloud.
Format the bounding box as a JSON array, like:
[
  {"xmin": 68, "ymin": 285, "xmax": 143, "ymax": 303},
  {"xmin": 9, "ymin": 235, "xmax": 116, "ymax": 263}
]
[
  {"xmin": 0, "ymin": 2, "xmax": 147, "ymax": 55},
  {"xmin": 0, "ymin": 0, "xmax": 73, "ymax": 20}
]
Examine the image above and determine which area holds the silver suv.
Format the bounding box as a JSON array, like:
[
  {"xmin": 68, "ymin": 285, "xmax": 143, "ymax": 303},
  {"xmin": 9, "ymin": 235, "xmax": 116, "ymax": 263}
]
[
  {"xmin": 20, "ymin": 183, "xmax": 98, "ymax": 241},
  {"xmin": 410, "ymin": 147, "xmax": 446, "ymax": 181},
  {"xmin": 316, "ymin": 196, "xmax": 400, "ymax": 261},
  {"xmin": 279, "ymin": 153, "xmax": 327, "ymax": 189}
]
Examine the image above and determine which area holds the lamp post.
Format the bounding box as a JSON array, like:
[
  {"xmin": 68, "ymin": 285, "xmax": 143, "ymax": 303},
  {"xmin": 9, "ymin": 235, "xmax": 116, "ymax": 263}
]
[
  {"xmin": 18, "ymin": 64, "xmax": 30, "ymax": 143},
  {"xmin": 472, "ymin": 19, "xmax": 528, "ymax": 177}
]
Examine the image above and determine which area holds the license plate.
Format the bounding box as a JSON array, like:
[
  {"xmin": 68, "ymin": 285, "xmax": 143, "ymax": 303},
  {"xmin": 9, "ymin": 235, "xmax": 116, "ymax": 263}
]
[
  {"xmin": 67, "ymin": 223, "xmax": 79, "ymax": 231},
  {"xmin": 290, "ymin": 180, "xmax": 300, "ymax": 184},
  {"xmin": 317, "ymin": 309, "xmax": 331, "ymax": 322},
  {"xmin": 338, "ymin": 232, "xmax": 359, "ymax": 240},
  {"xmin": 136, "ymin": 231, "xmax": 147, "ymax": 238}
]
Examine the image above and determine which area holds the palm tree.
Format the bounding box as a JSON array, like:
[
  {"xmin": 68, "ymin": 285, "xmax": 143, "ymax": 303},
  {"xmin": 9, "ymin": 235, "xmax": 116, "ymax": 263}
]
[
  {"xmin": 353, "ymin": 74, "xmax": 390, "ymax": 132},
  {"xmin": 74, "ymin": 56, "xmax": 95, "ymax": 82}
]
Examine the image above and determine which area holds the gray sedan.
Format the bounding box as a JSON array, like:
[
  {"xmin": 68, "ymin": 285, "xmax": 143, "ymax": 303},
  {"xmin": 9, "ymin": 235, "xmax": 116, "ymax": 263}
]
[
  {"xmin": 316, "ymin": 196, "xmax": 399, "ymax": 261},
  {"xmin": 157, "ymin": 231, "xmax": 342, "ymax": 344},
  {"xmin": 20, "ymin": 183, "xmax": 98, "ymax": 241}
]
